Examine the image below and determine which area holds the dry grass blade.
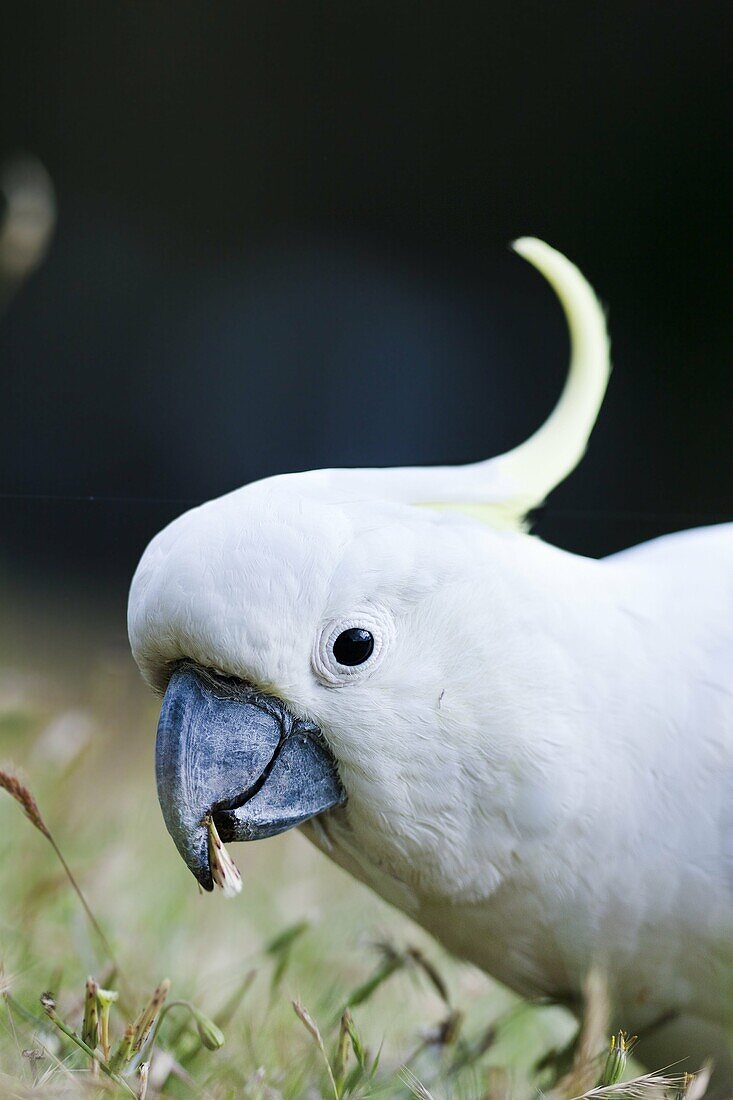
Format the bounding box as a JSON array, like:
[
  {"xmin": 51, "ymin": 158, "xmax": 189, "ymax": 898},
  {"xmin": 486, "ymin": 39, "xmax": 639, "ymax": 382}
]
[
  {"xmin": 0, "ymin": 766, "xmax": 119, "ymax": 973},
  {"xmin": 400, "ymin": 1066, "xmax": 439, "ymax": 1099},
  {"xmin": 292, "ymin": 1000, "xmax": 339, "ymax": 1099},
  {"xmin": 206, "ymin": 816, "xmax": 242, "ymax": 898},
  {"xmin": 553, "ymin": 968, "xmax": 610, "ymax": 1098},
  {"xmin": 572, "ymin": 1070, "xmax": 691, "ymax": 1100}
]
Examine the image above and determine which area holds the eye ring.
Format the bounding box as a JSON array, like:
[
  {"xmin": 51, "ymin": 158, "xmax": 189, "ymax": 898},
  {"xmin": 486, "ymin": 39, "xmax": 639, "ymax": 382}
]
[{"xmin": 313, "ymin": 610, "xmax": 393, "ymax": 686}]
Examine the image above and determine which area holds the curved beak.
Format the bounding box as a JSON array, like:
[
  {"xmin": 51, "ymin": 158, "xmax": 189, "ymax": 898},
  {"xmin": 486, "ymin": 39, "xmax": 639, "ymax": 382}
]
[{"xmin": 155, "ymin": 666, "xmax": 346, "ymax": 890}]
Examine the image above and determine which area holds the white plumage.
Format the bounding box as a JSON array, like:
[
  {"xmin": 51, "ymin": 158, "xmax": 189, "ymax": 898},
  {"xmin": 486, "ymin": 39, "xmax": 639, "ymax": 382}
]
[{"xmin": 129, "ymin": 241, "xmax": 733, "ymax": 1076}]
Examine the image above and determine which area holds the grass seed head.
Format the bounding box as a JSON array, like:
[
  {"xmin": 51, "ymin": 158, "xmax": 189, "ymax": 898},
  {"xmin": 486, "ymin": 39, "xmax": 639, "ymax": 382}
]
[
  {"xmin": 192, "ymin": 1008, "xmax": 225, "ymax": 1051},
  {"xmin": 601, "ymin": 1031, "xmax": 638, "ymax": 1087},
  {"xmin": 132, "ymin": 979, "xmax": 171, "ymax": 1053},
  {"xmin": 400, "ymin": 1068, "xmax": 437, "ymax": 1100},
  {"xmin": 334, "ymin": 1010, "xmax": 351, "ymax": 1085},
  {"xmin": 110, "ymin": 1022, "xmax": 137, "ymax": 1073},
  {"xmin": 681, "ymin": 1065, "xmax": 712, "ymax": 1100},
  {"xmin": 292, "ymin": 999, "xmax": 322, "ymax": 1045},
  {"xmin": 0, "ymin": 768, "xmax": 50, "ymax": 839},
  {"xmin": 96, "ymin": 987, "xmax": 119, "ymax": 1008},
  {"xmin": 1, "ymin": 768, "xmax": 118, "ymax": 971},
  {"xmin": 206, "ymin": 816, "xmax": 242, "ymax": 898},
  {"xmin": 138, "ymin": 1061, "xmax": 149, "ymax": 1100},
  {"xmin": 96, "ymin": 986, "xmax": 118, "ymax": 1061},
  {"xmin": 292, "ymin": 1001, "xmax": 339, "ymax": 1100},
  {"xmin": 342, "ymin": 1008, "xmax": 366, "ymax": 1069},
  {"xmin": 82, "ymin": 977, "xmax": 99, "ymax": 1050}
]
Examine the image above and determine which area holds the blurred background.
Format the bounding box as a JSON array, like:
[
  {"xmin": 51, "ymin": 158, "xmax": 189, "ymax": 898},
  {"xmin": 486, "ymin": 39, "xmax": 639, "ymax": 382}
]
[
  {"xmin": 0, "ymin": 4, "xmax": 731, "ymax": 1092},
  {"xmin": 1, "ymin": 2, "xmax": 731, "ymax": 601}
]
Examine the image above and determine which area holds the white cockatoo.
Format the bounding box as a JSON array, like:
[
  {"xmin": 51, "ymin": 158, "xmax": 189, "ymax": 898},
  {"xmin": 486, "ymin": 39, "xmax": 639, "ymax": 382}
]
[{"xmin": 128, "ymin": 240, "xmax": 733, "ymax": 1077}]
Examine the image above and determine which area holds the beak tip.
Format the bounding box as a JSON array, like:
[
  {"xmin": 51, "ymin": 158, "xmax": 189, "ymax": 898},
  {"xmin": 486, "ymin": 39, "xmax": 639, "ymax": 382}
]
[{"xmin": 184, "ymin": 830, "xmax": 215, "ymax": 893}]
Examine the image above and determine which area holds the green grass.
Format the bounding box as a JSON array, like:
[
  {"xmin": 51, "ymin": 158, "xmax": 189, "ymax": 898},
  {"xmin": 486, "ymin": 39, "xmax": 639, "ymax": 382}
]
[{"xmin": 0, "ymin": 586, "xmax": 705, "ymax": 1098}]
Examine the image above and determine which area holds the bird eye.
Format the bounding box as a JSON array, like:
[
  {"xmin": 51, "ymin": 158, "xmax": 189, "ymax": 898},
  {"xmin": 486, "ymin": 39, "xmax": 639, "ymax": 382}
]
[
  {"xmin": 332, "ymin": 627, "xmax": 374, "ymax": 667},
  {"xmin": 313, "ymin": 611, "xmax": 393, "ymax": 685}
]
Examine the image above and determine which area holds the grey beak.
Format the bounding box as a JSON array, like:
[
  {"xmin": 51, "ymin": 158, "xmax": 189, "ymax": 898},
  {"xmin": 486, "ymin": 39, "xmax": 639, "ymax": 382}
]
[{"xmin": 155, "ymin": 665, "xmax": 346, "ymax": 890}]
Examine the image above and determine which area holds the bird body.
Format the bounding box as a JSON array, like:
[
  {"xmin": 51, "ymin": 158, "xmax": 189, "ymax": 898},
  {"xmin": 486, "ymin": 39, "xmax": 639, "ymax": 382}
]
[
  {"xmin": 304, "ymin": 521, "xmax": 733, "ymax": 1022},
  {"xmin": 129, "ymin": 239, "xmax": 733, "ymax": 1071}
]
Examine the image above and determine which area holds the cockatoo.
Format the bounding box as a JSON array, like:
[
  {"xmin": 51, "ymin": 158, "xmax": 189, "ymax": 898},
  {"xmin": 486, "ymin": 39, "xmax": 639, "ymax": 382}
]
[{"xmin": 128, "ymin": 240, "xmax": 733, "ymax": 1078}]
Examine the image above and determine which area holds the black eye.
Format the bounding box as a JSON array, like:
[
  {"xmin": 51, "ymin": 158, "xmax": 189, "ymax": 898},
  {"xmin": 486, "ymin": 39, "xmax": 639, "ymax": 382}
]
[{"xmin": 332, "ymin": 627, "xmax": 374, "ymax": 667}]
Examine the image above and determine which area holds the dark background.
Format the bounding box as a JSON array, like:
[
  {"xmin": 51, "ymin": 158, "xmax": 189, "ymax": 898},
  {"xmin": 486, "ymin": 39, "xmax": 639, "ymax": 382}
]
[{"xmin": 1, "ymin": 2, "xmax": 731, "ymax": 606}]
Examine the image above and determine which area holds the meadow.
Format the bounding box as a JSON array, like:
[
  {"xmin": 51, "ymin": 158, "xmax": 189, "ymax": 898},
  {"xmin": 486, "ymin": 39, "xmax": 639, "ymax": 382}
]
[{"xmin": 0, "ymin": 575, "xmax": 707, "ymax": 1098}]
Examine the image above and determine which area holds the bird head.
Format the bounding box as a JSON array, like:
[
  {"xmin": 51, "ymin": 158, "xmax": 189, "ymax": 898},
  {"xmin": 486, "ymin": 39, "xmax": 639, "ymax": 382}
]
[{"xmin": 128, "ymin": 238, "xmax": 611, "ymax": 895}]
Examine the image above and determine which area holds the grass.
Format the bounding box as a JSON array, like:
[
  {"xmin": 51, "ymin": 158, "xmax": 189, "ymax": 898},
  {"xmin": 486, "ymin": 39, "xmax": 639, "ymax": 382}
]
[{"xmin": 0, "ymin": 580, "xmax": 713, "ymax": 1098}]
